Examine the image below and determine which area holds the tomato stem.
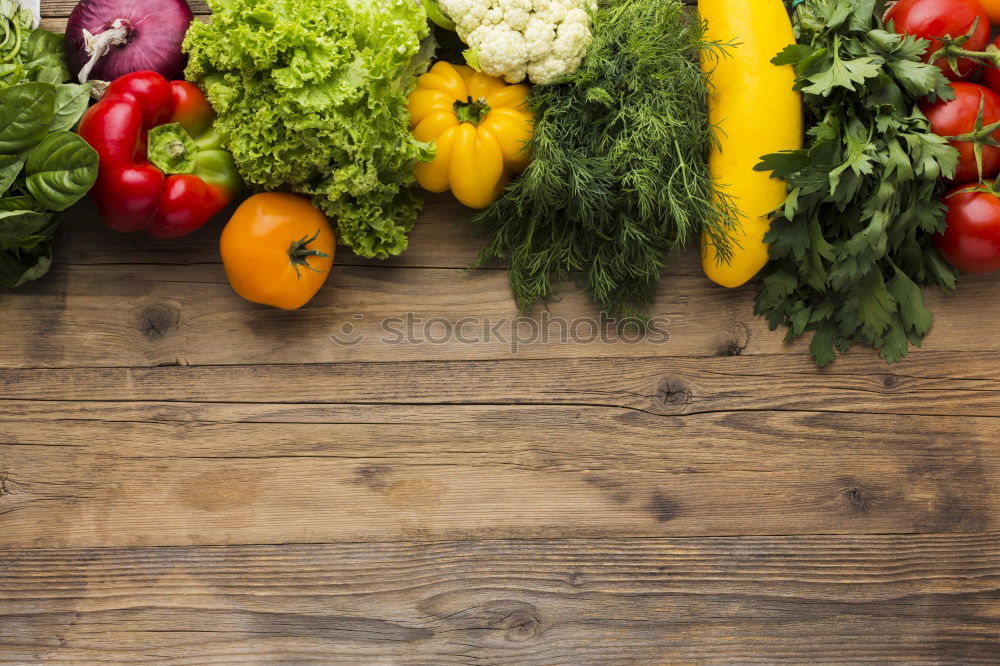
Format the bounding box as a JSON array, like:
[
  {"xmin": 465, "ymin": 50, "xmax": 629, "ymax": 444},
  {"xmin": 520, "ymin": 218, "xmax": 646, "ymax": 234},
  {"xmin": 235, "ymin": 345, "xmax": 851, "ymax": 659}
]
[
  {"xmin": 928, "ymin": 17, "xmax": 1000, "ymax": 72},
  {"xmin": 944, "ymin": 92, "xmax": 1000, "ymax": 182},
  {"xmin": 288, "ymin": 229, "xmax": 330, "ymax": 279}
]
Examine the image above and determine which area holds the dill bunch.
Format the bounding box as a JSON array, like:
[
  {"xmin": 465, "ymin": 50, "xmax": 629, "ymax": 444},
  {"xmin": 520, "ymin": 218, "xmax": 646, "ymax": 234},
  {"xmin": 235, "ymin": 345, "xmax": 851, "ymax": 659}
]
[{"xmin": 471, "ymin": 0, "xmax": 736, "ymax": 316}]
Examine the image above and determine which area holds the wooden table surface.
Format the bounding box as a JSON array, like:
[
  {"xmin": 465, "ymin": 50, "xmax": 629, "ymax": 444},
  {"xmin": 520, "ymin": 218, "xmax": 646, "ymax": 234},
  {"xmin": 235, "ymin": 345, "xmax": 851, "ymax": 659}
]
[{"xmin": 3, "ymin": 4, "xmax": 1000, "ymax": 664}]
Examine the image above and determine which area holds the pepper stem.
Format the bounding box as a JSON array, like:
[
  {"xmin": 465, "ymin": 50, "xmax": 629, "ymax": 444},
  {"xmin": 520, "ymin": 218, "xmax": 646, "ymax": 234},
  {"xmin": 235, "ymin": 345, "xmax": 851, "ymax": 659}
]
[
  {"xmin": 289, "ymin": 230, "xmax": 330, "ymax": 279},
  {"xmin": 78, "ymin": 18, "xmax": 133, "ymax": 88},
  {"xmin": 148, "ymin": 123, "xmax": 199, "ymax": 175},
  {"xmin": 454, "ymin": 97, "xmax": 491, "ymax": 126}
]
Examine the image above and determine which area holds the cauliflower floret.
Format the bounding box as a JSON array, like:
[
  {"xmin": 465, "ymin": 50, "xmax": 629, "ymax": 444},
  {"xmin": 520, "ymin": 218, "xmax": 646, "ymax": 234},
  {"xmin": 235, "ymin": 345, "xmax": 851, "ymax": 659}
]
[
  {"xmin": 467, "ymin": 24, "xmax": 529, "ymax": 83},
  {"xmin": 438, "ymin": 0, "xmax": 594, "ymax": 85},
  {"xmin": 502, "ymin": 0, "xmax": 532, "ymax": 32}
]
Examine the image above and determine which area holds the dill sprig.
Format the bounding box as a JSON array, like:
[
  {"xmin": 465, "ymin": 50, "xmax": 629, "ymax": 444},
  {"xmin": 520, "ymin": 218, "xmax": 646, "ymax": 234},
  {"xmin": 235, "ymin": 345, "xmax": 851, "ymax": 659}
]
[{"xmin": 471, "ymin": 0, "xmax": 737, "ymax": 317}]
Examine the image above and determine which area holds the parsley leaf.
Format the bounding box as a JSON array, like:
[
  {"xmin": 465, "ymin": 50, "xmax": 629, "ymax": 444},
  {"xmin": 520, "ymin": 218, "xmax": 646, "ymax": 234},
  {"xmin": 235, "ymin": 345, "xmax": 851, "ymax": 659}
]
[{"xmin": 755, "ymin": 0, "xmax": 959, "ymax": 366}]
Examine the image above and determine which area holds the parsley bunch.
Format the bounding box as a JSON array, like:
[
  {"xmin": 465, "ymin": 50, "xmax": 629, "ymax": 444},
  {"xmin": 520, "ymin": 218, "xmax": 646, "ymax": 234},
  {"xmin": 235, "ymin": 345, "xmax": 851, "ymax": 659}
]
[{"xmin": 755, "ymin": 0, "xmax": 960, "ymax": 365}]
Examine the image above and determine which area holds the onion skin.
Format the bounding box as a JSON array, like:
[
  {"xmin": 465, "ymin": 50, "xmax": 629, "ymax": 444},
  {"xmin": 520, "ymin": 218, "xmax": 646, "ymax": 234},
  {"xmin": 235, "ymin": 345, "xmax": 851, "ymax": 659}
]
[{"xmin": 65, "ymin": 0, "xmax": 194, "ymax": 84}]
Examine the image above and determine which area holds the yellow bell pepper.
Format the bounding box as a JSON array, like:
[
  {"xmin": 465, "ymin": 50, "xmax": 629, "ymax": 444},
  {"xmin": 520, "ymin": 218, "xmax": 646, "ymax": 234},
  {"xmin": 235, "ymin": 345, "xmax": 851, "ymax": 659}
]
[
  {"xmin": 408, "ymin": 61, "xmax": 533, "ymax": 209},
  {"xmin": 699, "ymin": 0, "xmax": 802, "ymax": 288}
]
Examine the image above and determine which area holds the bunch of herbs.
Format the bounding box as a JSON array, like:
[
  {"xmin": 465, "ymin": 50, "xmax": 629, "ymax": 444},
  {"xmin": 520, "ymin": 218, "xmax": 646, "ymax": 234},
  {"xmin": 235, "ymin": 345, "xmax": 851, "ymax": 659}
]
[
  {"xmin": 0, "ymin": 0, "xmax": 97, "ymax": 288},
  {"xmin": 755, "ymin": 0, "xmax": 959, "ymax": 364},
  {"xmin": 471, "ymin": 0, "xmax": 736, "ymax": 317}
]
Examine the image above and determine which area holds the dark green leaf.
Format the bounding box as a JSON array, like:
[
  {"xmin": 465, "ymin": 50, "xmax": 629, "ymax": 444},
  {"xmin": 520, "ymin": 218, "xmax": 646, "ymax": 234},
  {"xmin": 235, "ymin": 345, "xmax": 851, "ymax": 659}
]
[
  {"xmin": 0, "ymin": 195, "xmax": 44, "ymax": 212},
  {"xmin": 0, "ymin": 82, "xmax": 56, "ymax": 154},
  {"xmin": 0, "ymin": 208, "xmax": 50, "ymax": 244},
  {"xmin": 24, "ymin": 131, "xmax": 99, "ymax": 211},
  {"xmin": 50, "ymin": 83, "xmax": 92, "ymax": 132},
  {"xmin": 0, "ymin": 245, "xmax": 52, "ymax": 288},
  {"xmin": 887, "ymin": 263, "xmax": 932, "ymax": 336},
  {"xmin": 809, "ymin": 323, "xmax": 837, "ymax": 366},
  {"xmin": 0, "ymin": 154, "xmax": 23, "ymax": 195}
]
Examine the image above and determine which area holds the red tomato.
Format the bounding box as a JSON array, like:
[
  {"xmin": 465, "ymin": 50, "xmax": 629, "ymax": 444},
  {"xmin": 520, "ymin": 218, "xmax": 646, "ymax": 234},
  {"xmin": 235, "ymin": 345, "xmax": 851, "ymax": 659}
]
[
  {"xmin": 885, "ymin": 0, "xmax": 990, "ymax": 80},
  {"xmin": 937, "ymin": 183, "xmax": 1000, "ymax": 273},
  {"xmin": 922, "ymin": 82, "xmax": 1000, "ymax": 182},
  {"xmin": 981, "ymin": 35, "xmax": 1000, "ymax": 94}
]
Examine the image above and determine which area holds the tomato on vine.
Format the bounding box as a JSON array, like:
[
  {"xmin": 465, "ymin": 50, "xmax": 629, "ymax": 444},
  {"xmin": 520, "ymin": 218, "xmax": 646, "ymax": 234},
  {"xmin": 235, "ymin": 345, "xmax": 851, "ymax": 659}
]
[
  {"xmin": 885, "ymin": 0, "xmax": 992, "ymax": 80},
  {"xmin": 922, "ymin": 82, "xmax": 1000, "ymax": 183},
  {"xmin": 938, "ymin": 182, "xmax": 1000, "ymax": 274}
]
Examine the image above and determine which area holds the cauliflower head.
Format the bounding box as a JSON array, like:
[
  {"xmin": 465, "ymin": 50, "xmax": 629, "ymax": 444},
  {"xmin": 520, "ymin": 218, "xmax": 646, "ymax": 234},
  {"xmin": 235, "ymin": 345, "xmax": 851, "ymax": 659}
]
[{"xmin": 438, "ymin": 0, "xmax": 595, "ymax": 85}]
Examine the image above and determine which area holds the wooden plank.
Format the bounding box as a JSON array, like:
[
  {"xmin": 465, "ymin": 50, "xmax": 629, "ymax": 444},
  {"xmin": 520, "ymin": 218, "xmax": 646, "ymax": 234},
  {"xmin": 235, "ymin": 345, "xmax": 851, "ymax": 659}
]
[
  {"xmin": 0, "ymin": 260, "xmax": 776, "ymax": 367},
  {"xmin": 3, "ymin": 257, "xmax": 999, "ymax": 367},
  {"xmin": 1, "ymin": 351, "xmax": 999, "ymax": 417},
  {"xmin": 1, "ymin": 398, "xmax": 996, "ymax": 547},
  {"xmin": 2, "ymin": 536, "xmax": 999, "ymax": 663}
]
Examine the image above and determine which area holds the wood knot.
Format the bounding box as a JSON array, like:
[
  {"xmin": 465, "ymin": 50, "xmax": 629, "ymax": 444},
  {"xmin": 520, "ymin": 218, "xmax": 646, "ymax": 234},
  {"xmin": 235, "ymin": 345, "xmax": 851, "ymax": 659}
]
[
  {"xmin": 138, "ymin": 304, "xmax": 179, "ymax": 340},
  {"xmin": 653, "ymin": 377, "xmax": 691, "ymax": 411},
  {"xmin": 715, "ymin": 322, "xmax": 751, "ymax": 356},
  {"xmin": 484, "ymin": 600, "xmax": 542, "ymax": 642},
  {"xmin": 352, "ymin": 465, "xmax": 391, "ymax": 492},
  {"xmin": 882, "ymin": 374, "xmax": 899, "ymax": 389},
  {"xmin": 839, "ymin": 479, "xmax": 875, "ymax": 514},
  {"xmin": 647, "ymin": 491, "xmax": 681, "ymax": 523}
]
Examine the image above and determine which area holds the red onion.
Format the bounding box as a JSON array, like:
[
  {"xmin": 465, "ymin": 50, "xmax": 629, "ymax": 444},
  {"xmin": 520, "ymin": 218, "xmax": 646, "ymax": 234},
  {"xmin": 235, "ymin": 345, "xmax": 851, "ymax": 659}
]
[{"xmin": 65, "ymin": 0, "xmax": 193, "ymax": 86}]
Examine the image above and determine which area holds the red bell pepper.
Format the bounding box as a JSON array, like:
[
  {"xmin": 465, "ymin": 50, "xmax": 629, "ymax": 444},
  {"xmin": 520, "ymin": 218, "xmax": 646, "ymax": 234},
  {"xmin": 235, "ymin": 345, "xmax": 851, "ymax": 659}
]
[{"xmin": 78, "ymin": 71, "xmax": 240, "ymax": 239}]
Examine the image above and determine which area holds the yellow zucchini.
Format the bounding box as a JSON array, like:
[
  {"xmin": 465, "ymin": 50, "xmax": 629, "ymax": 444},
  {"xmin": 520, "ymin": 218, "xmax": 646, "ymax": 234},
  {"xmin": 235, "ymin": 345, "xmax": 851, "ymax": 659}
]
[{"xmin": 699, "ymin": 0, "xmax": 802, "ymax": 288}]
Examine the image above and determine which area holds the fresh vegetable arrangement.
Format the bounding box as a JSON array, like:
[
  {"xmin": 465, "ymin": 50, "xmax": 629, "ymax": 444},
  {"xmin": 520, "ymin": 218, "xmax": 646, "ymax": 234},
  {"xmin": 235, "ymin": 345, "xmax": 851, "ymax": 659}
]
[
  {"xmin": 0, "ymin": 0, "xmax": 97, "ymax": 287},
  {"xmin": 182, "ymin": 0, "xmax": 434, "ymax": 260},
  {"xmin": 470, "ymin": 0, "xmax": 738, "ymax": 316}
]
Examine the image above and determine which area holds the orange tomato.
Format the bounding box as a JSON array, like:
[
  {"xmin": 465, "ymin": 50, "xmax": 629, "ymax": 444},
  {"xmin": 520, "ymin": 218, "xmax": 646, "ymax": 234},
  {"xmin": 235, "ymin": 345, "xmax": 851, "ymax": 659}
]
[{"xmin": 220, "ymin": 193, "xmax": 335, "ymax": 309}]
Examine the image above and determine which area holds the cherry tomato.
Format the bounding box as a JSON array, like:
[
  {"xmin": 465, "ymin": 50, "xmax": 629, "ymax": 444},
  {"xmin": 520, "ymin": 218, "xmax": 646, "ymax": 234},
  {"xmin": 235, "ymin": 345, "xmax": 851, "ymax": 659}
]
[
  {"xmin": 922, "ymin": 82, "xmax": 1000, "ymax": 183},
  {"xmin": 937, "ymin": 182, "xmax": 1000, "ymax": 273},
  {"xmin": 220, "ymin": 193, "xmax": 336, "ymax": 309},
  {"xmin": 981, "ymin": 35, "xmax": 1000, "ymax": 94},
  {"xmin": 885, "ymin": 0, "xmax": 990, "ymax": 80}
]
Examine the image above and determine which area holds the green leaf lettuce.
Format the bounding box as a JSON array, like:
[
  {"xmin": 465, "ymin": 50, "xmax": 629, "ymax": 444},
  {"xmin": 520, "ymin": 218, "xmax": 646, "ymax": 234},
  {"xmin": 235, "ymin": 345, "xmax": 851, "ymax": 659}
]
[{"xmin": 183, "ymin": 0, "xmax": 434, "ymax": 259}]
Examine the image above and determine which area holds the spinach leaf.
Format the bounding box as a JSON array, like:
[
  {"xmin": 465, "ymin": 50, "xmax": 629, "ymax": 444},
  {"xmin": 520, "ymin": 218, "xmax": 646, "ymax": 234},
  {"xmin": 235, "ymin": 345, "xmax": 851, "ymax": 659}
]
[
  {"xmin": 22, "ymin": 30, "xmax": 69, "ymax": 83},
  {"xmin": 0, "ymin": 155, "xmax": 23, "ymax": 195},
  {"xmin": 0, "ymin": 244, "xmax": 52, "ymax": 288},
  {"xmin": 24, "ymin": 29, "xmax": 65, "ymax": 62},
  {"xmin": 51, "ymin": 83, "xmax": 91, "ymax": 132},
  {"xmin": 0, "ymin": 195, "xmax": 43, "ymax": 212},
  {"xmin": 0, "ymin": 82, "xmax": 55, "ymax": 154},
  {"xmin": 24, "ymin": 131, "xmax": 98, "ymax": 211},
  {"xmin": 0, "ymin": 208, "xmax": 50, "ymax": 244}
]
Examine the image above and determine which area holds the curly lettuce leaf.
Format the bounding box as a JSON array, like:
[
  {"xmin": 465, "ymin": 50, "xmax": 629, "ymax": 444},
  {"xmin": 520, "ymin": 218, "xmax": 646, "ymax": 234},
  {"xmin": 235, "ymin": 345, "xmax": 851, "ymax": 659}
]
[{"xmin": 184, "ymin": 0, "xmax": 433, "ymax": 259}]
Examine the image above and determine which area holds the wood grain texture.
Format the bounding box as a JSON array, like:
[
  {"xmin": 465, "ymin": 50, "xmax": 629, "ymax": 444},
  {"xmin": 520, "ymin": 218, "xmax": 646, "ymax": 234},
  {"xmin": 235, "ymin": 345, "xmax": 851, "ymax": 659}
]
[
  {"xmin": 1, "ymin": 392, "xmax": 997, "ymax": 547},
  {"xmin": 2, "ymin": 536, "xmax": 999, "ymax": 664},
  {"xmin": 2, "ymin": 351, "xmax": 999, "ymax": 416},
  {"xmin": 3, "ymin": 250, "xmax": 999, "ymax": 367}
]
